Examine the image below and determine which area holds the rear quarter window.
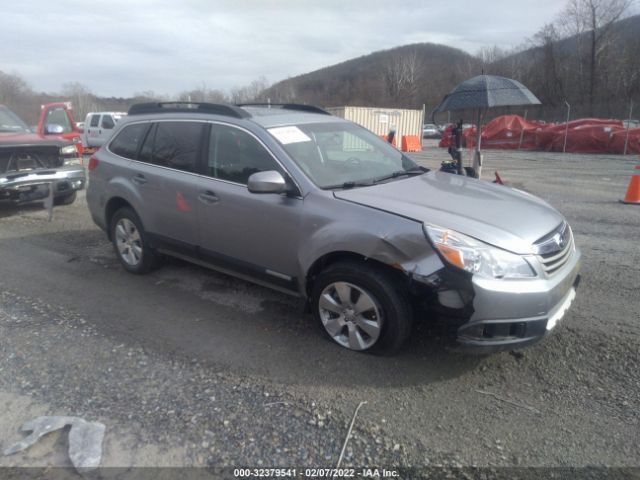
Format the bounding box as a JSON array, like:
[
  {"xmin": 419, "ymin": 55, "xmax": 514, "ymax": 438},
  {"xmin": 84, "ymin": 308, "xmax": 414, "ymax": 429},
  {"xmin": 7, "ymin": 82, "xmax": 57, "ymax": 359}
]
[
  {"xmin": 142, "ymin": 121, "xmax": 204, "ymax": 173},
  {"xmin": 109, "ymin": 123, "xmax": 149, "ymax": 159}
]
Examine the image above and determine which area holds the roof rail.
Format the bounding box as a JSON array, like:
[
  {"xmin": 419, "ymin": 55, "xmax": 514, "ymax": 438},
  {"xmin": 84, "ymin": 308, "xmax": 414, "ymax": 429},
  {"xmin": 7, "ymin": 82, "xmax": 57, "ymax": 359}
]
[
  {"xmin": 128, "ymin": 102, "xmax": 250, "ymax": 119},
  {"xmin": 237, "ymin": 103, "xmax": 331, "ymax": 115}
]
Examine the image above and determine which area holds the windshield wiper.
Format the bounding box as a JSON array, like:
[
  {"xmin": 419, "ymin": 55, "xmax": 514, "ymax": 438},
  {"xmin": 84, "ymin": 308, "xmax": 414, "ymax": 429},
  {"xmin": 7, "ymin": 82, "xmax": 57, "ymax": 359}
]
[
  {"xmin": 372, "ymin": 166, "xmax": 428, "ymax": 184},
  {"xmin": 323, "ymin": 179, "xmax": 375, "ymax": 190},
  {"xmin": 324, "ymin": 166, "xmax": 427, "ymax": 190}
]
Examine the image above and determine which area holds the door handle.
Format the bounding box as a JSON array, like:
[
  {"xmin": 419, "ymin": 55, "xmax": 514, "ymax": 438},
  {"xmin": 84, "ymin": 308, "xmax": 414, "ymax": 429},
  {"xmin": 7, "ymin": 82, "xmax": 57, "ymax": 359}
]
[
  {"xmin": 198, "ymin": 190, "xmax": 219, "ymax": 204},
  {"xmin": 132, "ymin": 174, "xmax": 147, "ymax": 185}
]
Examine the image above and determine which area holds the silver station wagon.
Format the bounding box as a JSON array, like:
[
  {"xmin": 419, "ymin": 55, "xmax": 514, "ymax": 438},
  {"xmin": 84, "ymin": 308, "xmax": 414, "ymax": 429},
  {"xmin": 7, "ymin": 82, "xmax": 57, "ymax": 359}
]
[{"xmin": 86, "ymin": 102, "xmax": 581, "ymax": 353}]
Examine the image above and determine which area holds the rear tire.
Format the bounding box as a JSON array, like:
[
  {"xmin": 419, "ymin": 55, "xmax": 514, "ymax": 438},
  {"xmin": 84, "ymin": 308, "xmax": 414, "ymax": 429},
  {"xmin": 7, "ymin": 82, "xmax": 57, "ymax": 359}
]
[
  {"xmin": 310, "ymin": 261, "xmax": 413, "ymax": 354},
  {"xmin": 110, "ymin": 207, "xmax": 160, "ymax": 274},
  {"xmin": 53, "ymin": 191, "xmax": 77, "ymax": 206}
]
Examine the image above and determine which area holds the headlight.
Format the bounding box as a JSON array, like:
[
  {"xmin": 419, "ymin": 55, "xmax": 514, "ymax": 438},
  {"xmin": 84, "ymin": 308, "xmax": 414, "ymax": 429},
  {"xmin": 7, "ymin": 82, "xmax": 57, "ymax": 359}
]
[
  {"xmin": 60, "ymin": 145, "xmax": 77, "ymax": 155},
  {"xmin": 63, "ymin": 157, "xmax": 83, "ymax": 166},
  {"xmin": 424, "ymin": 224, "xmax": 535, "ymax": 279}
]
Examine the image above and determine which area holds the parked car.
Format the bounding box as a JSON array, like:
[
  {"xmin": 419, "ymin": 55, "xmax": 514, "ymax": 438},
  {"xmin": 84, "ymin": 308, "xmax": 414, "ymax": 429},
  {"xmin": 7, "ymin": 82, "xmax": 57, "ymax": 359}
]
[
  {"xmin": 82, "ymin": 112, "xmax": 127, "ymax": 148},
  {"xmin": 0, "ymin": 104, "xmax": 85, "ymax": 205},
  {"xmin": 422, "ymin": 123, "xmax": 439, "ymax": 138},
  {"xmin": 87, "ymin": 102, "xmax": 580, "ymax": 353},
  {"xmin": 37, "ymin": 102, "xmax": 83, "ymax": 154}
]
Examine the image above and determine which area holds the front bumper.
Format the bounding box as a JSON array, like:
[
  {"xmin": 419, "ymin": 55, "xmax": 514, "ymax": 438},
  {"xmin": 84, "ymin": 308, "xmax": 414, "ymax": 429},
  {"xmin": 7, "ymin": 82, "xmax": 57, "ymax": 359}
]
[
  {"xmin": 0, "ymin": 166, "xmax": 86, "ymax": 202},
  {"xmin": 457, "ymin": 249, "xmax": 581, "ymax": 350}
]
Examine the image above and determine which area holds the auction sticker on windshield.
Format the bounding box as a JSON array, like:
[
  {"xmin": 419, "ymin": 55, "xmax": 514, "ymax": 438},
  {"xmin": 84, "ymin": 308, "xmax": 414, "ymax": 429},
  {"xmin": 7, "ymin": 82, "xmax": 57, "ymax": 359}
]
[{"xmin": 268, "ymin": 126, "xmax": 311, "ymax": 144}]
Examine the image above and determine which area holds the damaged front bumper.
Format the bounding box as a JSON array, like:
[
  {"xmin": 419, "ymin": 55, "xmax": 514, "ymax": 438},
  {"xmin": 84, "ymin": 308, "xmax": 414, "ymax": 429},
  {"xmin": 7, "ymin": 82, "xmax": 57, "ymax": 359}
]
[
  {"xmin": 0, "ymin": 166, "xmax": 86, "ymax": 203},
  {"xmin": 457, "ymin": 250, "xmax": 581, "ymax": 350},
  {"xmin": 410, "ymin": 248, "xmax": 581, "ymax": 351}
]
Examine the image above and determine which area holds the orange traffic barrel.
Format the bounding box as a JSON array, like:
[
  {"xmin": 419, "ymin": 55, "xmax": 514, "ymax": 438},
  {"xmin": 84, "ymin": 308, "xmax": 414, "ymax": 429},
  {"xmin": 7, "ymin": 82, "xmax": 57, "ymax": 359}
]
[
  {"xmin": 401, "ymin": 135, "xmax": 422, "ymax": 152},
  {"xmin": 620, "ymin": 165, "xmax": 640, "ymax": 205}
]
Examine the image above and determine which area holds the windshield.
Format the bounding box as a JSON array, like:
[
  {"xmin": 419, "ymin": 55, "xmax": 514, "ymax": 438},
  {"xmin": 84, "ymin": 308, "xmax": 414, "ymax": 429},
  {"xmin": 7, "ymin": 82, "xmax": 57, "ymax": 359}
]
[
  {"xmin": 0, "ymin": 106, "xmax": 30, "ymax": 133},
  {"xmin": 269, "ymin": 122, "xmax": 419, "ymax": 188}
]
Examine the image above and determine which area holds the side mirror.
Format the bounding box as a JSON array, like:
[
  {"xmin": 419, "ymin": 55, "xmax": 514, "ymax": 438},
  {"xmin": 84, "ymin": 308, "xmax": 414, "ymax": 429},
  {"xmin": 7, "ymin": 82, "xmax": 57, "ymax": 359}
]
[
  {"xmin": 45, "ymin": 124, "xmax": 64, "ymax": 134},
  {"xmin": 247, "ymin": 170, "xmax": 287, "ymax": 194}
]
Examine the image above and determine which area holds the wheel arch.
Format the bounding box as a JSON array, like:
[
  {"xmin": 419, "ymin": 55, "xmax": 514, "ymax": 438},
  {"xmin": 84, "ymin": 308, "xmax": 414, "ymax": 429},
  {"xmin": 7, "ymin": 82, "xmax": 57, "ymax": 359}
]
[
  {"xmin": 105, "ymin": 197, "xmax": 134, "ymax": 240},
  {"xmin": 304, "ymin": 250, "xmax": 408, "ymax": 298}
]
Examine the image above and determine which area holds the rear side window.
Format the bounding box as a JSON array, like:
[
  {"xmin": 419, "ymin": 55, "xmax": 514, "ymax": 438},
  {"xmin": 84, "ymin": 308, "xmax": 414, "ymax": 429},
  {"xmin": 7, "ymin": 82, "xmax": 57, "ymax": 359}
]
[
  {"xmin": 90, "ymin": 115, "xmax": 100, "ymax": 127},
  {"xmin": 109, "ymin": 123, "xmax": 148, "ymax": 159},
  {"xmin": 101, "ymin": 115, "xmax": 115, "ymax": 129},
  {"xmin": 208, "ymin": 125, "xmax": 281, "ymax": 184},
  {"xmin": 43, "ymin": 107, "xmax": 73, "ymax": 134},
  {"xmin": 138, "ymin": 121, "xmax": 203, "ymax": 173}
]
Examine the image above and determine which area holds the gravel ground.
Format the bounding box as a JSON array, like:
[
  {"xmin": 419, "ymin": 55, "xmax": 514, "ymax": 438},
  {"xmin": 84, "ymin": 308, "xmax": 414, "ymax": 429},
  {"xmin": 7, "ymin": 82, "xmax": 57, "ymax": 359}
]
[{"xmin": 0, "ymin": 144, "xmax": 639, "ymax": 478}]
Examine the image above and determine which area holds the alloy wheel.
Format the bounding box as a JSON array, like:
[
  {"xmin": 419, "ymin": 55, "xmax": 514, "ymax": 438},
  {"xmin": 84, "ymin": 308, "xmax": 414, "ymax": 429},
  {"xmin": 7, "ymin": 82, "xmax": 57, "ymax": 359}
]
[
  {"xmin": 115, "ymin": 218, "xmax": 143, "ymax": 267},
  {"xmin": 318, "ymin": 281, "xmax": 383, "ymax": 350}
]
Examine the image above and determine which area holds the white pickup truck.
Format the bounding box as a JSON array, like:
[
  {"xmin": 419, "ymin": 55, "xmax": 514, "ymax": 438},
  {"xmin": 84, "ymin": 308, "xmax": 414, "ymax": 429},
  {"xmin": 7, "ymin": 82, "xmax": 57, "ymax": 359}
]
[{"xmin": 82, "ymin": 112, "xmax": 127, "ymax": 148}]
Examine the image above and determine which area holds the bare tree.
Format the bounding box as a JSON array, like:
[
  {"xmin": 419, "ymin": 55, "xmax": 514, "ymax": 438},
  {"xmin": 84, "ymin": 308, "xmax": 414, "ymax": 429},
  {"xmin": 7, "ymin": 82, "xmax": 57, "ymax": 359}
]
[
  {"xmin": 477, "ymin": 46, "xmax": 507, "ymax": 68},
  {"xmin": 559, "ymin": 0, "xmax": 632, "ymax": 112},
  {"xmin": 0, "ymin": 70, "xmax": 38, "ymax": 121},
  {"xmin": 0, "ymin": 71, "xmax": 30, "ymax": 102},
  {"xmin": 230, "ymin": 76, "xmax": 270, "ymax": 104},
  {"xmin": 531, "ymin": 23, "xmax": 566, "ymax": 104},
  {"xmin": 178, "ymin": 83, "xmax": 228, "ymax": 103},
  {"xmin": 618, "ymin": 36, "xmax": 640, "ymax": 99},
  {"xmin": 131, "ymin": 91, "xmax": 167, "ymax": 103},
  {"xmin": 267, "ymin": 78, "xmax": 298, "ymax": 103},
  {"xmin": 61, "ymin": 82, "xmax": 95, "ymax": 120},
  {"xmin": 383, "ymin": 50, "xmax": 424, "ymax": 106}
]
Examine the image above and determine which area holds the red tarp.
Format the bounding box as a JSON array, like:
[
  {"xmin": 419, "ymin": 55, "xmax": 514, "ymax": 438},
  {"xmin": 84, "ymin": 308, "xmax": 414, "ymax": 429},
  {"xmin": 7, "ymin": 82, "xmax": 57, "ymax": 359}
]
[
  {"xmin": 561, "ymin": 118, "xmax": 624, "ymax": 129},
  {"xmin": 462, "ymin": 126, "xmax": 477, "ymax": 147},
  {"xmin": 549, "ymin": 124, "xmax": 624, "ymax": 153},
  {"xmin": 536, "ymin": 118, "xmax": 624, "ymax": 153},
  {"xmin": 478, "ymin": 115, "xmax": 545, "ymax": 150},
  {"xmin": 438, "ymin": 115, "xmax": 631, "ymax": 154},
  {"xmin": 439, "ymin": 124, "xmax": 476, "ymax": 148},
  {"xmin": 609, "ymin": 128, "xmax": 640, "ymax": 154},
  {"xmin": 535, "ymin": 125, "xmax": 563, "ymax": 151},
  {"xmin": 438, "ymin": 125, "xmax": 455, "ymax": 148}
]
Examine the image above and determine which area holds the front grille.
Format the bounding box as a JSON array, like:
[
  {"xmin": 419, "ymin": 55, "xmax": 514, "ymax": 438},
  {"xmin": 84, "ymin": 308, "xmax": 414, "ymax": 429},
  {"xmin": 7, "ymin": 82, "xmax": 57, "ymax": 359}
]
[
  {"xmin": 1, "ymin": 148, "xmax": 60, "ymax": 174},
  {"xmin": 534, "ymin": 222, "xmax": 574, "ymax": 275}
]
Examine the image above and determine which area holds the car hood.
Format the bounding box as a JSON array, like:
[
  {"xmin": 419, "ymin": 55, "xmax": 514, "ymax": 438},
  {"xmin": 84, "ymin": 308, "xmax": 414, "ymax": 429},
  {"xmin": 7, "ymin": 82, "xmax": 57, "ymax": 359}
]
[
  {"xmin": 333, "ymin": 171, "xmax": 564, "ymax": 254},
  {"xmin": 0, "ymin": 132, "xmax": 70, "ymax": 148}
]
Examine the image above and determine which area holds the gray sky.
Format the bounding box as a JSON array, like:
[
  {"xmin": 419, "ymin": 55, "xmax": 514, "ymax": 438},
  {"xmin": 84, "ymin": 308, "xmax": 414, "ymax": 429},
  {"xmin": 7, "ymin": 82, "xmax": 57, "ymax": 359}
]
[{"xmin": 3, "ymin": 0, "xmax": 569, "ymax": 97}]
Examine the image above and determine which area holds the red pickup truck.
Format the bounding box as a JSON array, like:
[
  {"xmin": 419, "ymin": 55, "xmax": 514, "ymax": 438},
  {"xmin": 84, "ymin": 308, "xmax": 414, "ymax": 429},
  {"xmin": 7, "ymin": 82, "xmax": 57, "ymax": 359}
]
[
  {"xmin": 37, "ymin": 102, "xmax": 84, "ymax": 154},
  {"xmin": 0, "ymin": 104, "xmax": 85, "ymax": 206}
]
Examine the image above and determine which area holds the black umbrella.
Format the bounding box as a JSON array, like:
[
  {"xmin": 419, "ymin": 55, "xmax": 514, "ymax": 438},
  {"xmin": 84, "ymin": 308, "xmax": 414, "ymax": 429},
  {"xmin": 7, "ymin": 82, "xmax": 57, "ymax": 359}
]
[
  {"xmin": 433, "ymin": 75, "xmax": 541, "ymax": 178},
  {"xmin": 434, "ymin": 75, "xmax": 541, "ymax": 112}
]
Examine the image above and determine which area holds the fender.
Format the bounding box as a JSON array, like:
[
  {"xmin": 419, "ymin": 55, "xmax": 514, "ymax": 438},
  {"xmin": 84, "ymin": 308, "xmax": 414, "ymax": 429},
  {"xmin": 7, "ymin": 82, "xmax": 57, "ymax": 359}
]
[{"xmin": 296, "ymin": 192, "xmax": 445, "ymax": 294}]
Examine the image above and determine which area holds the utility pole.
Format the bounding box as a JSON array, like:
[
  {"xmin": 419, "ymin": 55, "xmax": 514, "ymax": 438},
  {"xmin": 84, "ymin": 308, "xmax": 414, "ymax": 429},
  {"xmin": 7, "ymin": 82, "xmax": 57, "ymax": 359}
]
[
  {"xmin": 623, "ymin": 100, "xmax": 634, "ymax": 155},
  {"xmin": 563, "ymin": 101, "xmax": 571, "ymax": 154}
]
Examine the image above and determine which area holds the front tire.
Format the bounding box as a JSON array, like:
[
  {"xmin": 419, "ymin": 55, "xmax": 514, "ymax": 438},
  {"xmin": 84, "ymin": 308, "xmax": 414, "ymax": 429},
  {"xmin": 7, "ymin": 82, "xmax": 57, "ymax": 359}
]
[
  {"xmin": 311, "ymin": 261, "xmax": 413, "ymax": 354},
  {"xmin": 110, "ymin": 207, "xmax": 159, "ymax": 274}
]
